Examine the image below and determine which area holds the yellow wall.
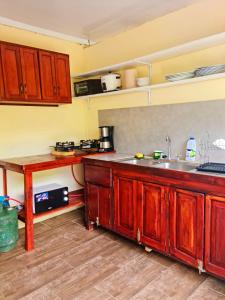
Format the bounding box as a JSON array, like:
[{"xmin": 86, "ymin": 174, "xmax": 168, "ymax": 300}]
[
  {"xmin": 82, "ymin": 0, "xmax": 225, "ymax": 139},
  {"xmin": 0, "ymin": 25, "xmax": 88, "ymax": 199},
  {"xmin": 84, "ymin": 0, "xmax": 225, "ymax": 70}
]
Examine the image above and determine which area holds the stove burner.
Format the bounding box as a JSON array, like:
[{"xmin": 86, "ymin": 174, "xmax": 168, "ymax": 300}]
[{"xmin": 54, "ymin": 141, "xmax": 75, "ymax": 152}]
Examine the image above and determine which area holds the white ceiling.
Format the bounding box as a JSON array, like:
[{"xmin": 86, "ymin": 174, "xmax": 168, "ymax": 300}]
[{"xmin": 0, "ymin": 0, "xmax": 201, "ymax": 44}]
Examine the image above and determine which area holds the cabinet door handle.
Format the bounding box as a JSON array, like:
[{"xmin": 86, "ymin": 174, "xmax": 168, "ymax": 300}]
[
  {"xmin": 137, "ymin": 228, "xmax": 141, "ymax": 243},
  {"xmin": 57, "ymin": 86, "xmax": 60, "ymax": 95},
  {"xmin": 23, "ymin": 83, "xmax": 27, "ymax": 94},
  {"xmin": 53, "ymin": 86, "xmax": 57, "ymax": 95},
  {"xmin": 20, "ymin": 83, "xmax": 24, "ymax": 95}
]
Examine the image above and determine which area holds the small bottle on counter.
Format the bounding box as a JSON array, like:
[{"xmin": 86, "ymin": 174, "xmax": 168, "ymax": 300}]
[{"xmin": 186, "ymin": 137, "xmax": 196, "ymax": 161}]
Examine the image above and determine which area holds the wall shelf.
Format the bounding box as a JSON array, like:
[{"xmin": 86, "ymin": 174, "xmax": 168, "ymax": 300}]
[
  {"xmin": 73, "ymin": 31, "xmax": 225, "ymax": 79},
  {"xmin": 151, "ymin": 72, "xmax": 225, "ymax": 89},
  {"xmin": 73, "ymin": 72, "xmax": 225, "ymax": 102},
  {"xmin": 74, "ymin": 85, "xmax": 151, "ymax": 100}
]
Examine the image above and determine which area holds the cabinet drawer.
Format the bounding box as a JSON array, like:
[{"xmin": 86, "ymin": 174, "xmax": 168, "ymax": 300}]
[{"xmin": 85, "ymin": 164, "xmax": 111, "ymax": 187}]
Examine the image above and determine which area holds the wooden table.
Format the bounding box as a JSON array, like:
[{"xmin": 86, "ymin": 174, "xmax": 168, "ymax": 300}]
[{"xmin": 0, "ymin": 151, "xmax": 90, "ymax": 251}]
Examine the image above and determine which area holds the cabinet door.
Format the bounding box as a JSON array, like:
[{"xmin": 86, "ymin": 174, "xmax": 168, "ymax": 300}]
[
  {"xmin": 86, "ymin": 183, "xmax": 111, "ymax": 228},
  {"xmin": 55, "ymin": 54, "xmax": 71, "ymax": 103},
  {"xmin": 1, "ymin": 44, "xmax": 24, "ymax": 100},
  {"xmin": 98, "ymin": 186, "xmax": 111, "ymax": 229},
  {"xmin": 20, "ymin": 48, "xmax": 41, "ymax": 100},
  {"xmin": 205, "ymin": 195, "xmax": 225, "ymax": 279},
  {"xmin": 39, "ymin": 50, "xmax": 57, "ymax": 102},
  {"xmin": 138, "ymin": 182, "xmax": 167, "ymax": 253},
  {"xmin": 114, "ymin": 176, "xmax": 137, "ymax": 240},
  {"xmin": 86, "ymin": 183, "xmax": 99, "ymax": 223},
  {"xmin": 0, "ymin": 46, "xmax": 5, "ymax": 100},
  {"xmin": 170, "ymin": 188, "xmax": 204, "ymax": 268}
]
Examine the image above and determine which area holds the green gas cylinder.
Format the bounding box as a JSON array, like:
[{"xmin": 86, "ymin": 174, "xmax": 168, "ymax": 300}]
[{"xmin": 0, "ymin": 204, "xmax": 18, "ymax": 252}]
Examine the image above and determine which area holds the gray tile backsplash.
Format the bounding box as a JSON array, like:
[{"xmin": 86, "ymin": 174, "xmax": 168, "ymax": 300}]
[{"xmin": 99, "ymin": 99, "xmax": 225, "ymax": 163}]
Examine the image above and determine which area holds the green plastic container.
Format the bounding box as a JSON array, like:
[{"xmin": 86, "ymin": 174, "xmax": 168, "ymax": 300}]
[{"xmin": 0, "ymin": 204, "xmax": 18, "ymax": 252}]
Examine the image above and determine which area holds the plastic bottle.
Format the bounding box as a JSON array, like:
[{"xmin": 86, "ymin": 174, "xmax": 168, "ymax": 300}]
[{"xmin": 186, "ymin": 137, "xmax": 196, "ymax": 161}]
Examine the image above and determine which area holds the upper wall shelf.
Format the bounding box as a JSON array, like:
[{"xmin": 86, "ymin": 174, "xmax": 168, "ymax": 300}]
[
  {"xmin": 74, "ymin": 85, "xmax": 151, "ymax": 100},
  {"xmin": 74, "ymin": 72, "xmax": 225, "ymax": 101},
  {"xmin": 73, "ymin": 31, "xmax": 225, "ymax": 79}
]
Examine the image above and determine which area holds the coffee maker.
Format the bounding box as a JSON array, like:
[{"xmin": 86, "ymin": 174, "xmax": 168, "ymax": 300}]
[{"xmin": 99, "ymin": 126, "xmax": 114, "ymax": 152}]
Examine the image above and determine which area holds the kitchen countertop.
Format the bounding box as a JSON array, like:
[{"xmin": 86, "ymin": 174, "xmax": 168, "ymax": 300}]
[
  {"xmin": 84, "ymin": 152, "xmax": 225, "ymax": 178},
  {"xmin": 84, "ymin": 153, "xmax": 134, "ymax": 162}
]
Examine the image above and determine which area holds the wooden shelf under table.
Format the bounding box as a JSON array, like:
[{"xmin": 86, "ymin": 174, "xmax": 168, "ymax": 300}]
[
  {"xmin": 18, "ymin": 191, "xmax": 84, "ymax": 222},
  {"xmin": 0, "ymin": 151, "xmax": 109, "ymax": 251}
]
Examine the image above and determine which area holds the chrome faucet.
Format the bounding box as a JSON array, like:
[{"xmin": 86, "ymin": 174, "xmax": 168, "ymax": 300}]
[{"xmin": 166, "ymin": 136, "xmax": 171, "ymax": 160}]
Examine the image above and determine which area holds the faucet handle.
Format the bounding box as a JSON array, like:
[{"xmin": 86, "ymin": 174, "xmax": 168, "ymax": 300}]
[
  {"xmin": 176, "ymin": 154, "xmax": 182, "ymax": 161},
  {"xmin": 166, "ymin": 135, "xmax": 171, "ymax": 142}
]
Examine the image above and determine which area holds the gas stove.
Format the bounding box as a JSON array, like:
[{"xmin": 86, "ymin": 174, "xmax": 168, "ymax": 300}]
[
  {"xmin": 51, "ymin": 140, "xmax": 100, "ymax": 154},
  {"xmin": 54, "ymin": 141, "xmax": 75, "ymax": 152},
  {"xmin": 80, "ymin": 139, "xmax": 99, "ymax": 150}
]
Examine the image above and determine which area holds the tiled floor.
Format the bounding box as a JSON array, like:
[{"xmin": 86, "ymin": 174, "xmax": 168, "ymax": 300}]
[{"xmin": 0, "ymin": 209, "xmax": 225, "ymax": 300}]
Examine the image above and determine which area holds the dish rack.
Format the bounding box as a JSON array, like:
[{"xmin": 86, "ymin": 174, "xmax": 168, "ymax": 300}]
[{"xmin": 198, "ymin": 134, "xmax": 225, "ymax": 163}]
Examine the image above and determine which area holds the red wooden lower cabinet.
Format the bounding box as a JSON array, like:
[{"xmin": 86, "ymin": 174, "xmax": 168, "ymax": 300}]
[
  {"xmin": 169, "ymin": 188, "xmax": 204, "ymax": 269},
  {"xmin": 84, "ymin": 161, "xmax": 225, "ymax": 280},
  {"xmin": 205, "ymin": 195, "xmax": 225, "ymax": 279},
  {"xmin": 114, "ymin": 176, "xmax": 137, "ymax": 240},
  {"xmin": 86, "ymin": 182, "xmax": 111, "ymax": 229},
  {"xmin": 138, "ymin": 181, "xmax": 168, "ymax": 253}
]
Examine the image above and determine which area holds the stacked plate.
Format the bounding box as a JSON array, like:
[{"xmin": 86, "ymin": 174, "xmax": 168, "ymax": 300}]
[
  {"xmin": 195, "ymin": 64, "xmax": 225, "ymax": 77},
  {"xmin": 165, "ymin": 71, "xmax": 195, "ymax": 82}
]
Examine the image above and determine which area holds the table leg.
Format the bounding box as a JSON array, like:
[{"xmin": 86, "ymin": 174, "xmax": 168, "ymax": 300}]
[
  {"xmin": 24, "ymin": 171, "xmax": 34, "ymax": 251},
  {"xmin": 2, "ymin": 168, "xmax": 7, "ymax": 196}
]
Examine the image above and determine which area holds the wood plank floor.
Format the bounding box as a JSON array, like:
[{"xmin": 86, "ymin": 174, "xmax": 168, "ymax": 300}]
[{"xmin": 0, "ymin": 208, "xmax": 225, "ymax": 300}]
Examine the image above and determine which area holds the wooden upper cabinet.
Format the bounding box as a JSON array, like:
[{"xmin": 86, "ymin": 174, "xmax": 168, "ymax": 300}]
[
  {"xmin": 169, "ymin": 188, "xmax": 204, "ymax": 269},
  {"xmin": 20, "ymin": 48, "xmax": 41, "ymax": 100},
  {"xmin": 39, "ymin": 51, "xmax": 57, "ymax": 102},
  {"xmin": 55, "ymin": 54, "xmax": 71, "ymax": 103},
  {"xmin": 114, "ymin": 176, "xmax": 137, "ymax": 240},
  {"xmin": 0, "ymin": 42, "xmax": 71, "ymax": 105},
  {"xmin": 39, "ymin": 51, "xmax": 71, "ymax": 103},
  {"xmin": 138, "ymin": 182, "xmax": 168, "ymax": 253},
  {"xmin": 1, "ymin": 44, "xmax": 24, "ymax": 100},
  {"xmin": 0, "ymin": 46, "xmax": 5, "ymax": 99},
  {"xmin": 205, "ymin": 195, "xmax": 225, "ymax": 279}
]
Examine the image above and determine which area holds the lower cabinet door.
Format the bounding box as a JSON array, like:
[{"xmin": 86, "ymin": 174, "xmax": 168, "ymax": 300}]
[
  {"xmin": 205, "ymin": 195, "xmax": 225, "ymax": 279},
  {"xmin": 138, "ymin": 181, "xmax": 168, "ymax": 253},
  {"xmin": 170, "ymin": 188, "xmax": 204, "ymax": 268},
  {"xmin": 98, "ymin": 186, "xmax": 111, "ymax": 229},
  {"xmin": 86, "ymin": 183, "xmax": 111, "ymax": 229},
  {"xmin": 86, "ymin": 183, "xmax": 99, "ymax": 223},
  {"xmin": 114, "ymin": 176, "xmax": 137, "ymax": 240}
]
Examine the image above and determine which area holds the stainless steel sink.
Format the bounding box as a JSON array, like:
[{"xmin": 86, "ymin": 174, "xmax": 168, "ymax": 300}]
[
  {"xmin": 118, "ymin": 157, "xmax": 156, "ymax": 165},
  {"xmin": 153, "ymin": 161, "xmax": 196, "ymax": 172},
  {"xmin": 117, "ymin": 157, "xmax": 197, "ymax": 172}
]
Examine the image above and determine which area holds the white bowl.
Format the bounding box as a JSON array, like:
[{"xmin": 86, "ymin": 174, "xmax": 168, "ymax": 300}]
[{"xmin": 136, "ymin": 77, "xmax": 149, "ymax": 87}]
